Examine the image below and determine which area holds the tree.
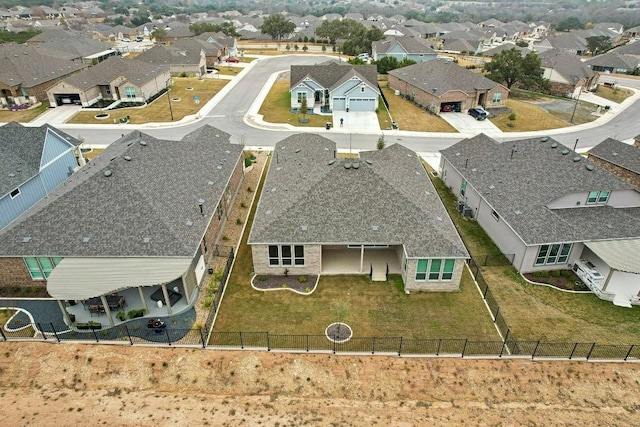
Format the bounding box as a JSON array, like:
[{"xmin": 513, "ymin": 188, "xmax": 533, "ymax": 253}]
[
  {"xmin": 190, "ymin": 22, "xmax": 239, "ymax": 37},
  {"xmin": 377, "ymin": 135, "xmax": 386, "ymax": 150},
  {"xmin": 299, "ymin": 96, "xmax": 308, "ymax": 121},
  {"xmin": 260, "ymin": 13, "xmax": 295, "ymax": 42},
  {"xmin": 556, "ymin": 16, "xmax": 583, "ymax": 32},
  {"xmin": 151, "ymin": 28, "xmax": 167, "ymax": 40},
  {"xmin": 375, "ymin": 56, "xmax": 399, "ymax": 74},
  {"xmin": 483, "ymin": 48, "xmax": 545, "ymax": 90},
  {"xmin": 586, "ymin": 35, "xmax": 611, "ymax": 56}
]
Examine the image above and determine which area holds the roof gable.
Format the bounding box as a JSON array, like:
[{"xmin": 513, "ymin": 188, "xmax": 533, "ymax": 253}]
[{"xmin": 290, "ymin": 61, "xmax": 378, "ymax": 92}]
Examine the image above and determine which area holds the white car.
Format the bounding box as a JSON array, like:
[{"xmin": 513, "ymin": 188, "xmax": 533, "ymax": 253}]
[{"xmin": 121, "ymin": 38, "xmax": 130, "ymax": 42}]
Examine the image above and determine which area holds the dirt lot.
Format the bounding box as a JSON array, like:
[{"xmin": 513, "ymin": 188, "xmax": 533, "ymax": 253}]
[{"xmin": 1, "ymin": 342, "xmax": 638, "ymax": 426}]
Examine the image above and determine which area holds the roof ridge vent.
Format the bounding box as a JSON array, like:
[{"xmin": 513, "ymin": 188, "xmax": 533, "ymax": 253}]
[
  {"xmin": 103, "ymin": 169, "xmax": 113, "ymax": 177},
  {"xmin": 550, "ymin": 142, "xmax": 558, "ymax": 148},
  {"xmin": 365, "ymin": 159, "xmax": 372, "ymax": 165},
  {"xmin": 561, "ymin": 149, "xmax": 570, "ymax": 155},
  {"xmin": 139, "ymin": 140, "xmax": 147, "ymax": 146},
  {"xmin": 585, "ymin": 164, "xmax": 594, "ymax": 171},
  {"xmin": 352, "ymin": 162, "xmax": 360, "ymax": 169},
  {"xmin": 572, "ymin": 155, "xmax": 582, "ymax": 162},
  {"xmin": 540, "ymin": 136, "xmax": 549, "ymax": 142},
  {"xmin": 123, "ymin": 155, "xmax": 131, "ymax": 161},
  {"xmin": 328, "ymin": 159, "xmax": 336, "ymax": 165},
  {"xmin": 344, "ymin": 162, "xmax": 352, "ymax": 169}
]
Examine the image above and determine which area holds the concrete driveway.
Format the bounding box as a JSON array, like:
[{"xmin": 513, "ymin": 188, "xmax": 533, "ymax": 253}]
[
  {"xmin": 31, "ymin": 105, "xmax": 81, "ymax": 126},
  {"xmin": 439, "ymin": 111, "xmax": 502, "ymax": 135},
  {"xmin": 332, "ymin": 111, "xmax": 380, "ymax": 133}
]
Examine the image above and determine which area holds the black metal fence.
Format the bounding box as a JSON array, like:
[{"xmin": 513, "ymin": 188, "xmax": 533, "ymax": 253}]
[
  {"xmin": 3, "ymin": 324, "xmax": 637, "ymax": 361},
  {"xmin": 468, "ymin": 258, "xmax": 511, "ymax": 339},
  {"xmin": 203, "ymin": 248, "xmax": 235, "ymax": 334}
]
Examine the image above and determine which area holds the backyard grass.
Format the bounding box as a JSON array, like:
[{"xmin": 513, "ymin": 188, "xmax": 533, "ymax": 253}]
[
  {"xmin": 215, "ymin": 66, "xmax": 243, "ymax": 76},
  {"xmin": 429, "ymin": 170, "xmax": 640, "ymax": 344},
  {"xmin": 66, "ymin": 78, "xmax": 228, "ymax": 124},
  {"xmin": 490, "ymin": 99, "xmax": 572, "ymax": 131},
  {"xmin": 594, "ymin": 84, "xmax": 633, "ymax": 104},
  {"xmin": 213, "ymin": 155, "xmax": 499, "ymax": 341},
  {"xmin": 381, "ymin": 86, "xmax": 457, "ymax": 132},
  {"xmin": 0, "ymin": 101, "xmax": 49, "ymax": 123}
]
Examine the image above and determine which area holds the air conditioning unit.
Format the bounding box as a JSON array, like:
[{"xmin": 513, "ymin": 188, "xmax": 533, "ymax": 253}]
[
  {"xmin": 457, "ymin": 201, "xmax": 465, "ymax": 213},
  {"xmin": 462, "ymin": 205, "xmax": 474, "ymax": 218},
  {"xmin": 572, "ymin": 259, "xmax": 604, "ymax": 287}
]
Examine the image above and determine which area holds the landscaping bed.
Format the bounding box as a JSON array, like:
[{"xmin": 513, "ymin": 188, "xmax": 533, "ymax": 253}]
[
  {"xmin": 523, "ymin": 270, "xmax": 590, "ymax": 292},
  {"xmin": 252, "ymin": 274, "xmax": 318, "ymax": 293}
]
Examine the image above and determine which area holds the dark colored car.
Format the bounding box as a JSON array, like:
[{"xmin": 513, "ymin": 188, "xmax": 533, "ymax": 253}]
[
  {"xmin": 468, "ymin": 107, "xmax": 489, "ymax": 120},
  {"xmin": 226, "ymin": 57, "xmax": 240, "ymax": 63}
]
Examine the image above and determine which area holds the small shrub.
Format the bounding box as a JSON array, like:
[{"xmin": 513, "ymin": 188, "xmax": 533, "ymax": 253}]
[
  {"xmin": 127, "ymin": 309, "xmax": 145, "ymax": 319},
  {"xmin": 298, "ymin": 276, "xmax": 307, "ymax": 283},
  {"xmin": 377, "ymin": 135, "xmax": 386, "ymax": 150},
  {"xmin": 247, "ymin": 186, "xmax": 253, "ymax": 192},
  {"xmin": 259, "ymin": 275, "xmax": 267, "ymax": 281},
  {"xmin": 179, "ymin": 72, "xmax": 187, "ymax": 77},
  {"xmin": 552, "ymin": 269, "xmax": 561, "ymax": 277},
  {"xmin": 283, "ymin": 268, "xmax": 289, "ymax": 277},
  {"xmin": 222, "ymin": 234, "xmax": 229, "ymax": 241},
  {"xmin": 281, "ymin": 284, "xmax": 288, "ymax": 288},
  {"xmin": 561, "ymin": 270, "xmax": 571, "ymax": 277},
  {"xmin": 305, "ymin": 287, "xmax": 311, "ymax": 293},
  {"xmin": 201, "ymin": 297, "xmax": 213, "ymax": 308},
  {"xmin": 508, "ymin": 113, "xmax": 517, "ymax": 121},
  {"xmin": 240, "ymin": 202, "xmax": 247, "ymax": 209},
  {"xmin": 236, "ymin": 218, "xmax": 243, "ymax": 225},
  {"xmin": 116, "ymin": 311, "xmax": 126, "ymax": 321},
  {"xmin": 244, "ymin": 157, "xmax": 252, "ymax": 167}
]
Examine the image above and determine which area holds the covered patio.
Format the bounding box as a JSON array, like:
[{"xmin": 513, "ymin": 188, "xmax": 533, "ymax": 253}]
[
  {"xmin": 322, "ymin": 245, "xmax": 403, "ymax": 277},
  {"xmin": 47, "ymin": 257, "xmax": 194, "ymax": 327}
]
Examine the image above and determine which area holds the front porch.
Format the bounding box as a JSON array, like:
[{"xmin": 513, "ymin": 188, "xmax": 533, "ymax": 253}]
[{"xmin": 322, "ymin": 246, "xmax": 402, "ymax": 279}]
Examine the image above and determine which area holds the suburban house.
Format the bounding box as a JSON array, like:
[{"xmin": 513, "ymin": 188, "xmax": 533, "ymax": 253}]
[
  {"xmin": 0, "ymin": 43, "xmax": 87, "ymax": 107},
  {"xmin": 248, "ymin": 134, "xmax": 469, "ymax": 293},
  {"xmin": 372, "ymin": 36, "xmax": 437, "ymax": 63},
  {"xmin": 440, "ymin": 38, "xmax": 481, "ymax": 55},
  {"xmin": 534, "ymin": 33, "xmax": 588, "ymax": 55},
  {"xmin": 387, "ymin": 59, "xmax": 508, "ymax": 114},
  {"xmin": 585, "ymin": 52, "xmax": 640, "ymax": 75},
  {"xmin": 0, "ymin": 122, "xmax": 84, "ymax": 231},
  {"xmin": 289, "ymin": 61, "xmax": 380, "ymax": 113},
  {"xmin": 136, "ymin": 44, "xmax": 206, "ymax": 77},
  {"xmin": 152, "ymin": 21, "xmax": 195, "ymax": 43},
  {"xmin": 26, "ymin": 28, "xmax": 117, "ymax": 64},
  {"xmin": 171, "ymin": 38, "xmax": 223, "ymax": 69},
  {"xmin": 439, "ymin": 134, "xmax": 640, "ymax": 307},
  {"xmin": 588, "ymin": 138, "xmax": 640, "ymax": 189},
  {"xmin": 0, "ymin": 125, "xmax": 245, "ymax": 326},
  {"xmin": 46, "ymin": 57, "xmax": 171, "ymax": 107},
  {"xmin": 197, "ymin": 31, "xmax": 237, "ymax": 58},
  {"xmin": 539, "ymin": 49, "xmax": 599, "ymax": 96}
]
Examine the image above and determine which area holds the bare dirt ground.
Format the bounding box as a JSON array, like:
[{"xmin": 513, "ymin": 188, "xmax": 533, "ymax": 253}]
[{"xmin": 1, "ymin": 342, "xmax": 639, "ymax": 426}]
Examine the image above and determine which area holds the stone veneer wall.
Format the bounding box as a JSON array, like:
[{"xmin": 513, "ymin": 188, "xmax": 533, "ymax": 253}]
[{"xmin": 588, "ymin": 155, "xmax": 640, "ymax": 189}]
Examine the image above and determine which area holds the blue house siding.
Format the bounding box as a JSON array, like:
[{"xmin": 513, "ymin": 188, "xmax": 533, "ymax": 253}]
[
  {"xmin": 290, "ymin": 85, "xmax": 314, "ymax": 110},
  {"xmin": 39, "ymin": 151, "xmax": 77, "ymax": 193},
  {"xmin": 41, "ymin": 129, "xmax": 74, "ymax": 166},
  {"xmin": 0, "ymin": 176, "xmax": 47, "ymax": 229}
]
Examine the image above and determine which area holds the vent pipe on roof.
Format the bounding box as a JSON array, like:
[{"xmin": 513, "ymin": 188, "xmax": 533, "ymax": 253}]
[
  {"xmin": 198, "ymin": 198, "xmax": 205, "ymax": 215},
  {"xmin": 464, "ymin": 158, "xmax": 468, "ymax": 168}
]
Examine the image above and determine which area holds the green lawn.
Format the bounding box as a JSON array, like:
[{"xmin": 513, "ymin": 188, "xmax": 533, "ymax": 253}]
[
  {"xmin": 595, "ymin": 85, "xmax": 633, "ymax": 104},
  {"xmin": 213, "ymin": 156, "xmax": 499, "ymax": 341},
  {"xmin": 429, "ymin": 171, "xmax": 640, "ymax": 344}
]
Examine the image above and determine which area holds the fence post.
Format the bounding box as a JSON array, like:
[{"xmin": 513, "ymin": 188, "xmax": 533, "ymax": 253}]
[
  {"xmin": 436, "ymin": 339, "xmax": 442, "ymax": 356},
  {"xmin": 306, "ymin": 335, "xmax": 309, "ymax": 352},
  {"xmin": 372, "ymin": 337, "xmax": 376, "ymax": 355},
  {"xmin": 124, "ymin": 325, "xmax": 133, "ymax": 345},
  {"xmin": 0, "ymin": 324, "xmax": 6, "ymax": 341},
  {"xmin": 165, "ymin": 329, "xmax": 172, "ymax": 346},
  {"xmin": 483, "ymin": 286, "xmax": 489, "ymax": 298},
  {"xmin": 624, "ymin": 345, "xmax": 635, "ymax": 361},
  {"xmin": 569, "ymin": 342, "xmax": 579, "ymax": 359},
  {"xmin": 461, "ymin": 339, "xmax": 468, "ymax": 358},
  {"xmin": 37, "ymin": 323, "xmax": 47, "ymax": 340},
  {"xmin": 585, "ymin": 343, "xmax": 596, "ymax": 360},
  {"xmin": 198, "ymin": 328, "xmax": 205, "ymax": 348},
  {"xmin": 91, "ymin": 327, "xmax": 99, "ymax": 343},
  {"xmin": 499, "ymin": 329, "xmax": 509, "ymax": 357},
  {"xmin": 266, "ymin": 332, "xmax": 270, "ymax": 351},
  {"xmin": 239, "ymin": 331, "xmax": 244, "ymax": 349},
  {"xmin": 398, "ymin": 337, "xmax": 403, "ymax": 356},
  {"xmin": 532, "ymin": 341, "xmax": 540, "ymax": 359},
  {"xmin": 493, "ymin": 307, "xmax": 499, "ymax": 323},
  {"xmin": 50, "ymin": 323, "xmax": 60, "ymax": 343},
  {"xmin": 333, "ymin": 336, "xmax": 336, "ymax": 354}
]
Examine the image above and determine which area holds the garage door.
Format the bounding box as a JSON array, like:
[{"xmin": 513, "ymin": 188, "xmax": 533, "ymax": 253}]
[
  {"xmin": 333, "ymin": 97, "xmax": 346, "ymax": 111},
  {"xmin": 54, "ymin": 94, "xmax": 81, "ymax": 106},
  {"xmin": 348, "ymin": 98, "xmax": 375, "ymax": 112}
]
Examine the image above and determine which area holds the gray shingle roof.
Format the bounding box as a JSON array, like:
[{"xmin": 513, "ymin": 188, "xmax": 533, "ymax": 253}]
[
  {"xmin": 249, "ymin": 134, "xmax": 468, "ymax": 259},
  {"xmin": 0, "ymin": 123, "xmax": 79, "ymax": 198},
  {"xmin": 585, "ymin": 52, "xmax": 639, "ymax": 70},
  {"xmin": 388, "ymin": 60, "xmax": 503, "ymax": 97},
  {"xmin": 373, "ymin": 36, "xmax": 436, "ymax": 55},
  {"xmin": 440, "ymin": 134, "xmax": 640, "ymax": 245},
  {"xmin": 0, "ymin": 43, "xmax": 86, "ymax": 88},
  {"xmin": 589, "ymin": 138, "xmax": 640, "ymax": 175},
  {"xmin": 483, "ymin": 43, "xmax": 531, "ymax": 57},
  {"xmin": 0, "ymin": 126, "xmax": 243, "ymax": 258},
  {"xmin": 539, "ymin": 49, "xmax": 596, "ymax": 84},
  {"xmin": 59, "ymin": 57, "xmax": 169, "ymax": 90},
  {"xmin": 290, "ymin": 61, "xmax": 378, "ymax": 93},
  {"xmin": 136, "ymin": 44, "xmax": 202, "ymax": 66}
]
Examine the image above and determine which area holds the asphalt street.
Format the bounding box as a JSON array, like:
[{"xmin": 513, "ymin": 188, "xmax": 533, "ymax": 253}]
[{"xmin": 50, "ymin": 55, "xmax": 640, "ymax": 152}]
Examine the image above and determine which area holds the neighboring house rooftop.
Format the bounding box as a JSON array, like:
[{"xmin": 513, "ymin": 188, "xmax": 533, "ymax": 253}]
[
  {"xmin": 585, "ymin": 52, "xmax": 639, "ymax": 70},
  {"xmin": 0, "ymin": 126, "xmax": 243, "ymax": 258},
  {"xmin": 482, "ymin": 43, "xmax": 531, "ymax": 57},
  {"xmin": 539, "ymin": 49, "xmax": 597, "ymax": 85},
  {"xmin": 373, "ymin": 35, "xmax": 436, "ymax": 55},
  {"xmin": 249, "ymin": 134, "xmax": 468, "ymax": 259},
  {"xmin": 588, "ymin": 138, "xmax": 640, "ymax": 175},
  {"xmin": 0, "ymin": 122, "xmax": 80, "ymax": 198},
  {"xmin": 440, "ymin": 134, "xmax": 640, "ymax": 245},
  {"xmin": 388, "ymin": 59, "xmax": 503, "ymax": 97},
  {"xmin": 0, "ymin": 43, "xmax": 86, "ymax": 88},
  {"xmin": 290, "ymin": 60, "xmax": 378, "ymax": 93},
  {"xmin": 59, "ymin": 56, "xmax": 169, "ymax": 90},
  {"xmin": 136, "ymin": 44, "xmax": 202, "ymax": 67}
]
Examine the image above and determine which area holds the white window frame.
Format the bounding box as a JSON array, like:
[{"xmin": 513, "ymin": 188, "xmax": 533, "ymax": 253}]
[
  {"xmin": 124, "ymin": 86, "xmax": 136, "ymax": 99},
  {"xmin": 296, "ymin": 91, "xmax": 307, "ymax": 104},
  {"xmin": 586, "ymin": 191, "xmax": 610, "ymax": 205},
  {"xmin": 534, "ymin": 243, "xmax": 572, "ymax": 266},
  {"xmin": 10, "ymin": 188, "xmax": 20, "ymax": 199},
  {"xmin": 492, "ymin": 92, "xmax": 502, "ymax": 103}
]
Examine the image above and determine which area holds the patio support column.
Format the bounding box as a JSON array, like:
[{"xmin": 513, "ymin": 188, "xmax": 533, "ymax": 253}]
[
  {"xmin": 602, "ymin": 269, "xmax": 614, "ymax": 292},
  {"xmin": 360, "ymin": 245, "xmax": 364, "ymax": 273},
  {"xmin": 100, "ymin": 295, "xmax": 115, "ymax": 326},
  {"xmin": 161, "ymin": 284, "xmax": 173, "ymax": 314},
  {"xmin": 57, "ymin": 300, "xmax": 73, "ymax": 326},
  {"xmin": 138, "ymin": 287, "xmax": 149, "ymax": 313}
]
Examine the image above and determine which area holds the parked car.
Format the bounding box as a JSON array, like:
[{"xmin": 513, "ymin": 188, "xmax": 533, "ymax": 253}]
[
  {"xmin": 441, "ymin": 104, "xmax": 455, "ymax": 112},
  {"xmin": 468, "ymin": 107, "xmax": 489, "ymax": 120},
  {"xmin": 121, "ymin": 38, "xmax": 130, "ymax": 43},
  {"xmin": 135, "ymin": 36, "xmax": 144, "ymax": 42},
  {"xmin": 226, "ymin": 57, "xmax": 240, "ymax": 63}
]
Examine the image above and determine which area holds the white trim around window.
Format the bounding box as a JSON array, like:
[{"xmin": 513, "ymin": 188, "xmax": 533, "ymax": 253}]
[{"xmin": 534, "ymin": 243, "xmax": 572, "ymax": 266}]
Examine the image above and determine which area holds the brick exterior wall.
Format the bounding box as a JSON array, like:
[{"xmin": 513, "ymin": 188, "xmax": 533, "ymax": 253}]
[
  {"xmin": 588, "ymin": 155, "xmax": 640, "ymax": 189},
  {"xmin": 388, "ymin": 75, "xmax": 507, "ymax": 113},
  {"xmin": 402, "ymin": 258, "xmax": 464, "ymax": 292},
  {"xmin": 199, "ymin": 155, "xmax": 244, "ymax": 265},
  {"xmin": 251, "ymin": 244, "xmax": 322, "ymax": 276},
  {"xmin": 0, "ymin": 257, "xmax": 45, "ymax": 289}
]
